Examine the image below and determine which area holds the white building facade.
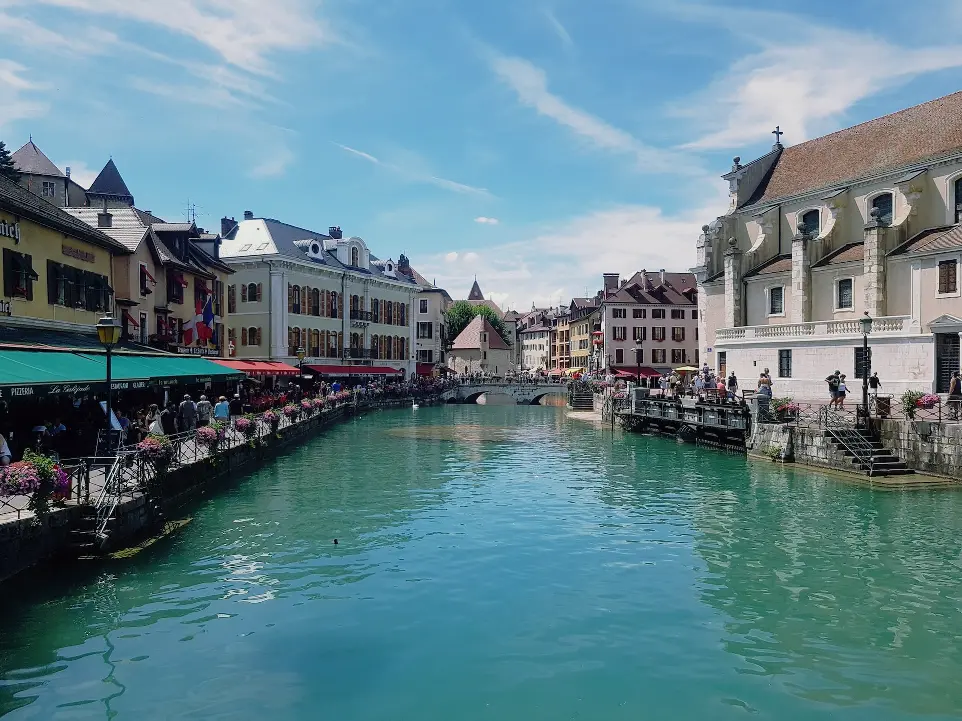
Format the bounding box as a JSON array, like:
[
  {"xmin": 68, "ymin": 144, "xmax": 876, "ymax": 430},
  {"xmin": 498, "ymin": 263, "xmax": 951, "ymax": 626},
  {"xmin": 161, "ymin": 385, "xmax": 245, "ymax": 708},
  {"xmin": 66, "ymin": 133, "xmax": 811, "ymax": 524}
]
[
  {"xmin": 221, "ymin": 215, "xmax": 418, "ymax": 376},
  {"xmin": 696, "ymin": 91, "xmax": 962, "ymax": 398}
]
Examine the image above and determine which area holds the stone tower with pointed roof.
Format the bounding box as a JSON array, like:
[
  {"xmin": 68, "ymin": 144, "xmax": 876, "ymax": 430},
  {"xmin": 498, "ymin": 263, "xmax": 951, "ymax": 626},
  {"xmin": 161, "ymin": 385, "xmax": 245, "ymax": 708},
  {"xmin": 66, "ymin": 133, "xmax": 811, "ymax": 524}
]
[
  {"xmin": 88, "ymin": 158, "xmax": 134, "ymax": 208},
  {"xmin": 10, "ymin": 139, "xmax": 82, "ymax": 207},
  {"xmin": 468, "ymin": 278, "xmax": 484, "ymax": 301}
]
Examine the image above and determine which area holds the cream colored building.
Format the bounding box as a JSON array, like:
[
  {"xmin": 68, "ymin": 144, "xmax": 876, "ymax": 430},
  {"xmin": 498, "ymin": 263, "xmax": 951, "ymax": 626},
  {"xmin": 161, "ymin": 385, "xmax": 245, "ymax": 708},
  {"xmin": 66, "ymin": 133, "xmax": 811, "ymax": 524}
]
[
  {"xmin": 447, "ymin": 316, "xmax": 513, "ymax": 376},
  {"xmin": 696, "ymin": 91, "xmax": 962, "ymax": 398},
  {"xmin": 221, "ymin": 214, "xmax": 418, "ymax": 376}
]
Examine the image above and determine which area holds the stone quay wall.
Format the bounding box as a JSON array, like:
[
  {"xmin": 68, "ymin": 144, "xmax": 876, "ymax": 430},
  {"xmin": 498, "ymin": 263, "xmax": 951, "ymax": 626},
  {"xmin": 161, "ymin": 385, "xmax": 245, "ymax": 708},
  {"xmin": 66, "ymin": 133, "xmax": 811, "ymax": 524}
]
[
  {"xmin": 0, "ymin": 395, "xmax": 444, "ymax": 585},
  {"xmin": 747, "ymin": 423, "xmax": 851, "ymax": 472},
  {"xmin": 876, "ymin": 419, "xmax": 962, "ymax": 478}
]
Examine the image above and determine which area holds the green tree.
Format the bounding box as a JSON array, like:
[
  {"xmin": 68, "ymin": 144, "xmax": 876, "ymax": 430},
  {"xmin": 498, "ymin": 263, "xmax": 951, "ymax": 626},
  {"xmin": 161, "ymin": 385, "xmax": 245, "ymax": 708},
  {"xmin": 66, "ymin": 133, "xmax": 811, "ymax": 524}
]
[
  {"xmin": 0, "ymin": 141, "xmax": 20, "ymax": 183},
  {"xmin": 445, "ymin": 301, "xmax": 477, "ymax": 343},
  {"xmin": 445, "ymin": 300, "xmax": 513, "ymax": 347},
  {"xmin": 475, "ymin": 304, "xmax": 512, "ymax": 347}
]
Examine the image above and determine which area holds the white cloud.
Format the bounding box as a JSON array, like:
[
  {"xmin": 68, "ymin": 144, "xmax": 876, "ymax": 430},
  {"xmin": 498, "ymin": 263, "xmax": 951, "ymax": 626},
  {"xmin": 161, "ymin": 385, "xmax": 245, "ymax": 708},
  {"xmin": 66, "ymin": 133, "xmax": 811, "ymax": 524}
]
[
  {"xmin": 542, "ymin": 7, "xmax": 573, "ymax": 48},
  {"xmin": 334, "ymin": 143, "xmax": 492, "ymax": 197},
  {"xmin": 17, "ymin": 0, "xmax": 329, "ymax": 76},
  {"xmin": 56, "ymin": 160, "xmax": 98, "ymax": 188},
  {"xmin": 0, "ymin": 61, "xmax": 47, "ymax": 133},
  {"xmin": 474, "ymin": 216, "xmax": 500, "ymax": 225},
  {"xmin": 250, "ymin": 144, "xmax": 295, "ymax": 179},
  {"xmin": 672, "ymin": 20, "xmax": 962, "ymax": 149},
  {"xmin": 419, "ymin": 181, "xmax": 728, "ymax": 310},
  {"xmin": 490, "ymin": 54, "xmax": 697, "ymax": 174}
]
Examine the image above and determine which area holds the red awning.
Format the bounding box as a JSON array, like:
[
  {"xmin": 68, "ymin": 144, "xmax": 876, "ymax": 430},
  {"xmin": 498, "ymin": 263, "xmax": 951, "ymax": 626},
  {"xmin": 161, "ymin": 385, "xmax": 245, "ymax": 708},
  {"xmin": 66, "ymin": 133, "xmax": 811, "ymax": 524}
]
[
  {"xmin": 612, "ymin": 366, "xmax": 661, "ymax": 379},
  {"xmin": 212, "ymin": 359, "xmax": 300, "ymax": 377},
  {"xmin": 122, "ymin": 310, "xmax": 140, "ymax": 328},
  {"xmin": 142, "ymin": 266, "xmax": 156, "ymax": 283},
  {"xmin": 306, "ymin": 364, "xmax": 403, "ymax": 376},
  {"xmin": 172, "ymin": 272, "xmax": 188, "ymax": 288},
  {"xmin": 416, "ymin": 363, "xmax": 436, "ymax": 376}
]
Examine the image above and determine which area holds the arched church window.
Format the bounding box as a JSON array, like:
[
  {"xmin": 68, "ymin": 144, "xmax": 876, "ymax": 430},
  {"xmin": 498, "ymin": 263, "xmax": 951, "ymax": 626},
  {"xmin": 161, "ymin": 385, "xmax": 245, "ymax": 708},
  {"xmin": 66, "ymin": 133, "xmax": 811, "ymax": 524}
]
[
  {"xmin": 954, "ymin": 177, "xmax": 962, "ymax": 223},
  {"xmin": 800, "ymin": 209, "xmax": 820, "ymax": 238},
  {"xmin": 871, "ymin": 193, "xmax": 893, "ymax": 226}
]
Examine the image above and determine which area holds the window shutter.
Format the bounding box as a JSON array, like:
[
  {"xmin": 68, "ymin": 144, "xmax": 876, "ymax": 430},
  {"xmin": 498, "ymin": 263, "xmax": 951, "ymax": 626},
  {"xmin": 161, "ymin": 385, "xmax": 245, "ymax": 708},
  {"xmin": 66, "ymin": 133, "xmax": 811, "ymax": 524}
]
[
  {"xmin": 255, "ymin": 327, "xmax": 262, "ymax": 346},
  {"xmin": 24, "ymin": 254, "xmax": 34, "ymax": 301},
  {"xmin": 241, "ymin": 284, "xmax": 247, "ymax": 302},
  {"xmin": 288, "ymin": 283, "xmax": 293, "ymax": 313},
  {"xmin": 307, "ymin": 287, "xmax": 313, "ymax": 315},
  {"xmin": 337, "ymin": 293, "xmax": 343, "ymax": 319},
  {"xmin": 47, "ymin": 261, "xmax": 59, "ymax": 305},
  {"xmin": 241, "ymin": 327, "xmax": 248, "ymax": 346},
  {"xmin": 337, "ymin": 332, "xmax": 343, "ymax": 355},
  {"xmin": 256, "ymin": 283, "xmax": 263, "ymax": 302}
]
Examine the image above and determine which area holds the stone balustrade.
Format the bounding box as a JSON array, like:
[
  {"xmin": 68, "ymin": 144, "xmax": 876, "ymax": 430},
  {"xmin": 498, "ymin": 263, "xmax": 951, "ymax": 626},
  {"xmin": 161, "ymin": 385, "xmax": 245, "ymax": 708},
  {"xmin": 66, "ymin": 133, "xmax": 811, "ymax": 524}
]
[{"xmin": 715, "ymin": 315, "xmax": 914, "ymax": 343}]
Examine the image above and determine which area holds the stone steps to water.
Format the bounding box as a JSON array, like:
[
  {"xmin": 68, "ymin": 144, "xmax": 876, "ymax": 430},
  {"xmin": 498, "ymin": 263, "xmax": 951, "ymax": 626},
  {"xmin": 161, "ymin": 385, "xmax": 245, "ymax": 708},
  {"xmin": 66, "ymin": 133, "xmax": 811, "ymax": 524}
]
[
  {"xmin": 823, "ymin": 429, "xmax": 915, "ymax": 478},
  {"xmin": 568, "ymin": 392, "xmax": 594, "ymax": 410}
]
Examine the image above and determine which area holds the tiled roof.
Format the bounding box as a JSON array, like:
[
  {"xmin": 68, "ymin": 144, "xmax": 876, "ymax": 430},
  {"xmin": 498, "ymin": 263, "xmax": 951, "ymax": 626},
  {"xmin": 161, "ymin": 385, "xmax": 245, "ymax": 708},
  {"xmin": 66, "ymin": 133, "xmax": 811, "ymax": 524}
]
[
  {"xmin": 0, "ymin": 175, "xmax": 129, "ymax": 253},
  {"xmin": 153, "ymin": 222, "xmax": 195, "ymax": 233},
  {"xmin": 134, "ymin": 208, "xmax": 166, "ymax": 225},
  {"xmin": 604, "ymin": 270, "xmax": 697, "ymax": 305},
  {"xmin": 62, "ymin": 207, "xmax": 149, "ymax": 251},
  {"xmin": 744, "ymin": 91, "xmax": 962, "ymax": 208},
  {"xmin": 88, "ymin": 159, "xmax": 133, "ymax": 200},
  {"xmin": 745, "ymin": 254, "xmax": 792, "ymax": 277},
  {"xmin": 503, "ymin": 310, "xmax": 521, "ymax": 321},
  {"xmin": 451, "ymin": 315, "xmax": 510, "ymax": 350},
  {"xmin": 11, "ymin": 140, "xmax": 64, "ymax": 177},
  {"xmin": 890, "ymin": 225, "xmax": 962, "ymax": 256},
  {"xmin": 813, "ymin": 242, "xmax": 864, "ymax": 267}
]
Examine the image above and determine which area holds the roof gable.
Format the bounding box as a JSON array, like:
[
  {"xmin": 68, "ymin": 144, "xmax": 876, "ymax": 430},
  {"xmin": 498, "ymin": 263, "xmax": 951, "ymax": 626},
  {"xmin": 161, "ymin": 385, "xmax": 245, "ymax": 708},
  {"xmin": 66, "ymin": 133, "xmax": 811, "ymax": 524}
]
[
  {"xmin": 890, "ymin": 225, "xmax": 962, "ymax": 257},
  {"xmin": 742, "ymin": 90, "xmax": 962, "ymax": 208},
  {"xmin": 12, "ymin": 141, "xmax": 64, "ymax": 177},
  {"xmin": 451, "ymin": 315, "xmax": 510, "ymax": 350},
  {"xmin": 467, "ymin": 279, "xmax": 484, "ymax": 301}
]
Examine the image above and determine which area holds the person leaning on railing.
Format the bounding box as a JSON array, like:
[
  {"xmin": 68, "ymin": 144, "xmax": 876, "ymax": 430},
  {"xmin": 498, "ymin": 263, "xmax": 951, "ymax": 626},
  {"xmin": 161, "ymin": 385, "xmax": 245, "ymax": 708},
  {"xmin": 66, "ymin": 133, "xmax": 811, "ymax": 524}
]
[{"xmin": 949, "ymin": 371, "xmax": 962, "ymax": 421}]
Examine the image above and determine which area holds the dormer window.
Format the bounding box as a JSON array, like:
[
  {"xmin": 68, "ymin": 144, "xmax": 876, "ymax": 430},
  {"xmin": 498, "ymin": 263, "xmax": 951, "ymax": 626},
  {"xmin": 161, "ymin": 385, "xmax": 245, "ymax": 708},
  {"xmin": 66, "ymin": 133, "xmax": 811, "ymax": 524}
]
[
  {"xmin": 871, "ymin": 193, "xmax": 893, "ymax": 226},
  {"xmin": 351, "ymin": 246, "xmax": 359, "ymax": 267},
  {"xmin": 800, "ymin": 209, "xmax": 820, "ymax": 238}
]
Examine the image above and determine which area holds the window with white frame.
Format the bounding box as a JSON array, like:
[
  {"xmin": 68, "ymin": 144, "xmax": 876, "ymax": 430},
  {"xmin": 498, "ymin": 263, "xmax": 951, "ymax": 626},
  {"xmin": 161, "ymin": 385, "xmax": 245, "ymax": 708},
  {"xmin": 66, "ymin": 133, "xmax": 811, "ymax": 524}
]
[
  {"xmin": 955, "ymin": 177, "xmax": 962, "ymax": 223},
  {"xmin": 613, "ymin": 326, "xmax": 627, "ymax": 341},
  {"xmin": 419, "ymin": 298, "xmax": 429, "ymax": 314},
  {"xmin": 612, "ymin": 308, "xmax": 626, "ymax": 319},
  {"xmin": 768, "ymin": 286, "xmax": 785, "ymax": 315},
  {"xmin": 836, "ymin": 278, "xmax": 854, "ymax": 309}
]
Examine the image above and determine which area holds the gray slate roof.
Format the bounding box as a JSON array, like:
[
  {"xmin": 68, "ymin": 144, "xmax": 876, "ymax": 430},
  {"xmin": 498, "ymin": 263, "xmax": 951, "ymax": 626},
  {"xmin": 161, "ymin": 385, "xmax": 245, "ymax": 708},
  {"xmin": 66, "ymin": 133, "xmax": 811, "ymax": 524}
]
[
  {"xmin": 0, "ymin": 175, "xmax": 129, "ymax": 253},
  {"xmin": 62, "ymin": 206, "xmax": 149, "ymax": 251},
  {"xmin": 890, "ymin": 225, "xmax": 962, "ymax": 256},
  {"xmin": 11, "ymin": 141, "xmax": 64, "ymax": 177},
  {"xmin": 88, "ymin": 159, "xmax": 133, "ymax": 200}
]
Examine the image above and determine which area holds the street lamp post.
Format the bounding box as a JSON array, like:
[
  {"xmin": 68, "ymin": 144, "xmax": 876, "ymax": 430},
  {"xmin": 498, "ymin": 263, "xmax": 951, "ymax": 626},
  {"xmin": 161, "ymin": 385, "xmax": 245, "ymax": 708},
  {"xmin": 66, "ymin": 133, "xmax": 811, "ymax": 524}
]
[
  {"xmin": 635, "ymin": 338, "xmax": 644, "ymax": 386},
  {"xmin": 96, "ymin": 315, "xmax": 122, "ymax": 449},
  {"xmin": 296, "ymin": 346, "xmax": 306, "ymax": 375},
  {"xmin": 860, "ymin": 312, "xmax": 873, "ymax": 429}
]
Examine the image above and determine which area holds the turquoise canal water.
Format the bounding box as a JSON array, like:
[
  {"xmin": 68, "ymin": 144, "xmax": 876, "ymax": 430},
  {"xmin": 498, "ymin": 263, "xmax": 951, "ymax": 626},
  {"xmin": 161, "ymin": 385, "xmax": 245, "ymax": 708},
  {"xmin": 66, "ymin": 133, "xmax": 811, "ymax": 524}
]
[{"xmin": 3, "ymin": 406, "xmax": 962, "ymax": 719}]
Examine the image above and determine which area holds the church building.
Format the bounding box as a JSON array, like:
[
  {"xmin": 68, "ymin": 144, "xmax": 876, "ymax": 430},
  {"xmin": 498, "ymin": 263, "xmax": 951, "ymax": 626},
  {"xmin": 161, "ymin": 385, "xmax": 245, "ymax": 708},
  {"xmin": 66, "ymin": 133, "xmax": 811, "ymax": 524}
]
[{"xmin": 695, "ymin": 91, "xmax": 962, "ymax": 398}]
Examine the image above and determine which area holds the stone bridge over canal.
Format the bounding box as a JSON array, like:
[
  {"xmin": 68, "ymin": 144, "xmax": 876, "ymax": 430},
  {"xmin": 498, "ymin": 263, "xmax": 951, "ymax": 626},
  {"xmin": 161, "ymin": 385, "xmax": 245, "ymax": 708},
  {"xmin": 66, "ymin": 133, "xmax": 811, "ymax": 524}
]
[{"xmin": 444, "ymin": 382, "xmax": 569, "ymax": 405}]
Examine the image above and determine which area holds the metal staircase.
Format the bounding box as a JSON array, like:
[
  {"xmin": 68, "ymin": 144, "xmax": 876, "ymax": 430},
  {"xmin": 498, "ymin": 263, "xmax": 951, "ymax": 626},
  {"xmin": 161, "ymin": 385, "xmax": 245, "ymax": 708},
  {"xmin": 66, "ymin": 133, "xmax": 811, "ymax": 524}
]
[{"xmin": 823, "ymin": 411, "xmax": 913, "ymax": 477}]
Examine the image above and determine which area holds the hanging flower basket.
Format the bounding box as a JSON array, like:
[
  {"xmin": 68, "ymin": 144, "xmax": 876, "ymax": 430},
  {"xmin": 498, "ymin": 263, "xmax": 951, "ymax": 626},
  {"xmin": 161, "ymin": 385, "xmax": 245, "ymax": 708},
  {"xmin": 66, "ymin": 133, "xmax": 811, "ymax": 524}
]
[
  {"xmin": 917, "ymin": 393, "xmax": 941, "ymax": 410},
  {"xmin": 0, "ymin": 462, "xmax": 41, "ymax": 498},
  {"xmin": 312, "ymin": 397, "xmax": 326, "ymax": 411},
  {"xmin": 261, "ymin": 410, "xmax": 280, "ymax": 433},
  {"xmin": 235, "ymin": 416, "xmax": 257, "ymax": 440},
  {"xmin": 137, "ymin": 435, "xmax": 174, "ymax": 464},
  {"xmin": 196, "ymin": 425, "xmax": 220, "ymax": 450},
  {"xmin": 52, "ymin": 465, "xmax": 70, "ymax": 502},
  {"xmin": 300, "ymin": 399, "xmax": 314, "ymax": 417},
  {"xmin": 282, "ymin": 404, "xmax": 300, "ymax": 421}
]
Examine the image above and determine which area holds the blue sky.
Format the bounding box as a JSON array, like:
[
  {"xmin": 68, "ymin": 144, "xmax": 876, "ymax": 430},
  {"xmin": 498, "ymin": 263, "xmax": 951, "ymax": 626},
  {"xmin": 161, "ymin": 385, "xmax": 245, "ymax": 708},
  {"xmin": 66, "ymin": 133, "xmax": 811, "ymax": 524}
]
[{"xmin": 2, "ymin": 0, "xmax": 961, "ymax": 311}]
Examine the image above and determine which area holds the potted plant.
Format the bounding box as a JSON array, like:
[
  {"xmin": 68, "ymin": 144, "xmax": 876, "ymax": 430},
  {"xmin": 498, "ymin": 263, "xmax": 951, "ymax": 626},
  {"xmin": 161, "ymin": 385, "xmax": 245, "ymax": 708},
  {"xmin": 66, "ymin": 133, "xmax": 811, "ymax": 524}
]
[
  {"xmin": 300, "ymin": 399, "xmax": 314, "ymax": 417},
  {"xmin": 196, "ymin": 425, "xmax": 220, "ymax": 451},
  {"xmin": 774, "ymin": 398, "xmax": 799, "ymax": 422},
  {"xmin": 282, "ymin": 404, "xmax": 300, "ymax": 422},
  {"xmin": 137, "ymin": 435, "xmax": 174, "ymax": 470},
  {"xmin": 918, "ymin": 393, "xmax": 941, "ymax": 410},
  {"xmin": 235, "ymin": 416, "xmax": 258, "ymax": 442},
  {"xmin": 900, "ymin": 390, "xmax": 925, "ymax": 419}
]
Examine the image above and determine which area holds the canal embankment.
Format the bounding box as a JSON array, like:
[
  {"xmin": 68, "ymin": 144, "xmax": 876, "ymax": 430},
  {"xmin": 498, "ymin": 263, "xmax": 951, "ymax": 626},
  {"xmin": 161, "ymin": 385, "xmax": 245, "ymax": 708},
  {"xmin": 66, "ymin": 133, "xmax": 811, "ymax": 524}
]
[{"xmin": 0, "ymin": 394, "xmax": 446, "ymax": 585}]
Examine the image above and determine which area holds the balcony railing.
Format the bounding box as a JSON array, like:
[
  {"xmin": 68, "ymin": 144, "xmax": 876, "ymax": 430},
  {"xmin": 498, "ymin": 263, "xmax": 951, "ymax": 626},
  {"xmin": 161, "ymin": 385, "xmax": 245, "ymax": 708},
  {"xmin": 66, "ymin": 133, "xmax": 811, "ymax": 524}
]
[
  {"xmin": 715, "ymin": 315, "xmax": 915, "ymax": 343},
  {"xmin": 344, "ymin": 348, "xmax": 374, "ymax": 359}
]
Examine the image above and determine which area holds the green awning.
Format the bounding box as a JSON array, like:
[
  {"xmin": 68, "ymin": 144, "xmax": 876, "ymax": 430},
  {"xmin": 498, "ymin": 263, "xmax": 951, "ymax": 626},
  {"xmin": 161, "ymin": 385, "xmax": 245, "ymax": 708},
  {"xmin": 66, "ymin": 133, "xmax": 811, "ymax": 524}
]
[{"xmin": 0, "ymin": 349, "xmax": 245, "ymax": 399}]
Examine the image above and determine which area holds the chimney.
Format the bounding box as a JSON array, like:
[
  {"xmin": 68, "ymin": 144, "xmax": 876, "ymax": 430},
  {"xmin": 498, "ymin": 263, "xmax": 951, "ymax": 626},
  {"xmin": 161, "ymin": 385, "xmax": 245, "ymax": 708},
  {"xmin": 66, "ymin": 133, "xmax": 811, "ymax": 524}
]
[
  {"xmin": 65, "ymin": 167, "xmax": 71, "ymax": 178},
  {"xmin": 328, "ymin": 226, "xmax": 342, "ymax": 239},
  {"xmin": 97, "ymin": 199, "xmax": 112, "ymax": 228},
  {"xmin": 603, "ymin": 273, "xmax": 619, "ymax": 295},
  {"xmin": 659, "ymin": 269, "xmax": 666, "ymax": 284},
  {"xmin": 214, "ymin": 237, "xmax": 222, "ymax": 260},
  {"xmin": 221, "ymin": 216, "xmax": 236, "ymax": 236},
  {"xmin": 243, "ymin": 210, "xmax": 254, "ymax": 220}
]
